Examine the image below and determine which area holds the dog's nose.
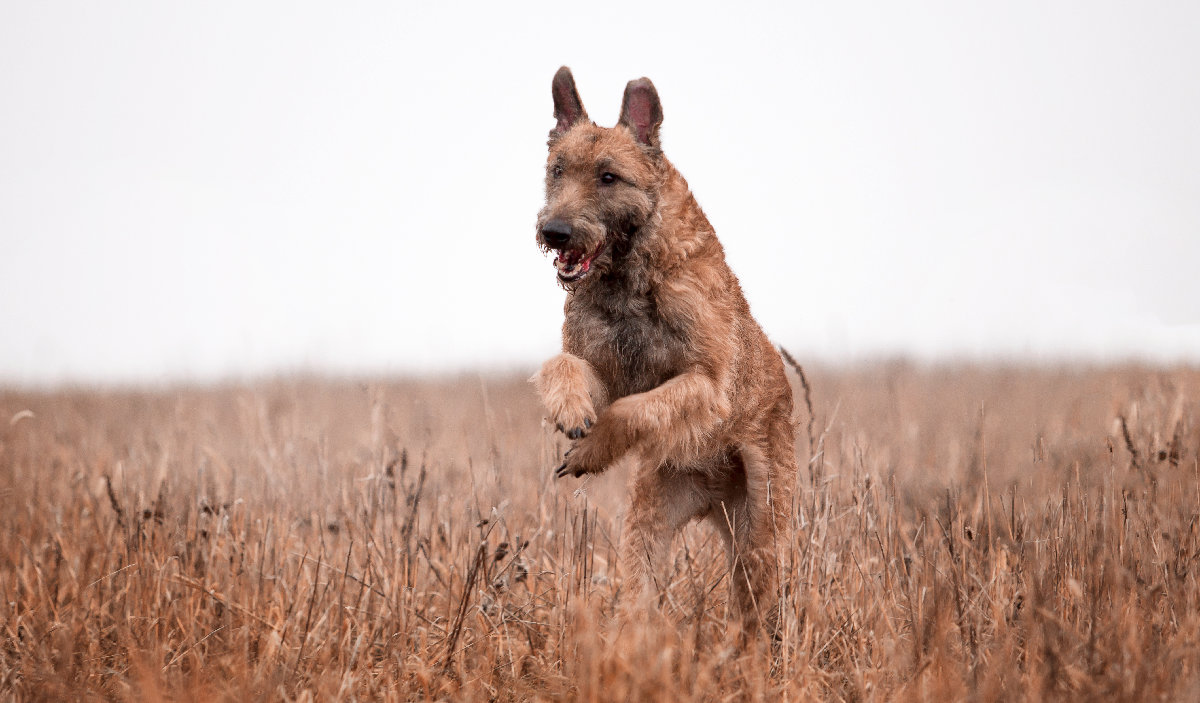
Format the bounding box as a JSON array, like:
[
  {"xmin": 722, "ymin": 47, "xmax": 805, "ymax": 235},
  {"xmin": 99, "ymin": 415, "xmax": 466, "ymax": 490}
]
[{"xmin": 540, "ymin": 219, "xmax": 573, "ymax": 248}]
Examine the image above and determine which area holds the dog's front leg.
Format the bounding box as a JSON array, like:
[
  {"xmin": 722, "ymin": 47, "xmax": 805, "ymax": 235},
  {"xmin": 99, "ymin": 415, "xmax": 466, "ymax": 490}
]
[
  {"xmin": 556, "ymin": 369, "xmax": 730, "ymax": 477},
  {"xmin": 612, "ymin": 369, "xmax": 731, "ymax": 463},
  {"xmin": 531, "ymin": 353, "xmax": 607, "ymax": 440}
]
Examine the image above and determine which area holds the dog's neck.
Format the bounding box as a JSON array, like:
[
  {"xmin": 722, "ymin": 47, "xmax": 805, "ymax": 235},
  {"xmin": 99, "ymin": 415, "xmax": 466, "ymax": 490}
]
[
  {"xmin": 607, "ymin": 159, "xmax": 717, "ymax": 284},
  {"xmin": 645, "ymin": 161, "xmax": 719, "ymax": 278}
]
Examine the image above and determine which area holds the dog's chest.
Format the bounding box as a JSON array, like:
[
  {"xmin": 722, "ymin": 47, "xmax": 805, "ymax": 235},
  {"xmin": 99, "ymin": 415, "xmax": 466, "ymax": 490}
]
[{"xmin": 566, "ymin": 286, "xmax": 687, "ymax": 397}]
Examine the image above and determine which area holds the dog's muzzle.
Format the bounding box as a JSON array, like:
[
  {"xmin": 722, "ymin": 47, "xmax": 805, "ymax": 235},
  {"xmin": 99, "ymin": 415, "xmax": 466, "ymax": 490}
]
[{"xmin": 539, "ymin": 219, "xmax": 606, "ymax": 283}]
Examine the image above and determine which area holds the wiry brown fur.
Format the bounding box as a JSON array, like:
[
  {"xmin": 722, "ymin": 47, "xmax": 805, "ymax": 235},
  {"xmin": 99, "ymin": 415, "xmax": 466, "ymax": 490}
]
[{"xmin": 531, "ymin": 67, "xmax": 797, "ymax": 633}]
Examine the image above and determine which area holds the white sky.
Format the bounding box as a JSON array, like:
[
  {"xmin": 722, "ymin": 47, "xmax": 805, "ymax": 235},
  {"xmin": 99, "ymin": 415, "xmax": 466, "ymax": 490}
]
[{"xmin": 2, "ymin": 2, "xmax": 1198, "ymax": 386}]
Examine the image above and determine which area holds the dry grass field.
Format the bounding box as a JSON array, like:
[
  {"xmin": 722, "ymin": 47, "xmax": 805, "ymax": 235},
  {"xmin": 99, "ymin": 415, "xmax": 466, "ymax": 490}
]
[{"xmin": 2, "ymin": 363, "xmax": 1200, "ymax": 701}]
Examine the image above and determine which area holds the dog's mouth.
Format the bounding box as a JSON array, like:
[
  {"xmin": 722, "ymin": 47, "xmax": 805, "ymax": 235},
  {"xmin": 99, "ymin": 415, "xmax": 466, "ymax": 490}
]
[{"xmin": 554, "ymin": 241, "xmax": 606, "ymax": 283}]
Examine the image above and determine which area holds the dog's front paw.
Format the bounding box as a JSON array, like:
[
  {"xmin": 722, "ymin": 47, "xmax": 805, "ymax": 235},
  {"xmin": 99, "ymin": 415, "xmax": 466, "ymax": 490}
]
[
  {"xmin": 547, "ymin": 395, "xmax": 595, "ymax": 441},
  {"xmin": 544, "ymin": 383, "xmax": 595, "ymax": 436},
  {"xmin": 553, "ymin": 434, "xmax": 610, "ymax": 479},
  {"xmin": 558, "ymin": 416, "xmax": 592, "ymax": 440},
  {"xmin": 554, "ymin": 450, "xmax": 599, "ymax": 479},
  {"xmin": 531, "ymin": 355, "xmax": 600, "ymax": 440},
  {"xmin": 554, "ymin": 448, "xmax": 584, "ymax": 479}
]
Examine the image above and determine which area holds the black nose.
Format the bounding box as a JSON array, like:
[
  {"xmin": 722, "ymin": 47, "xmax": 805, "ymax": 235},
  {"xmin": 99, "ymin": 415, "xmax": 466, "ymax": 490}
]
[{"xmin": 540, "ymin": 219, "xmax": 573, "ymax": 248}]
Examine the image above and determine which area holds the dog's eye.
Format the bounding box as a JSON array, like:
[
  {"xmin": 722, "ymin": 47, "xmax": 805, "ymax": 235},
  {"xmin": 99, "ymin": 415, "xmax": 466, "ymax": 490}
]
[
  {"xmin": 600, "ymin": 172, "xmax": 617, "ymax": 185},
  {"xmin": 551, "ymin": 165, "xmax": 564, "ymax": 179}
]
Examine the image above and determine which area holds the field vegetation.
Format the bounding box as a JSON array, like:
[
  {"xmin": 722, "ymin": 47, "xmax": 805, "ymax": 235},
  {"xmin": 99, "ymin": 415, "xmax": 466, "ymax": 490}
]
[{"xmin": 2, "ymin": 363, "xmax": 1199, "ymax": 700}]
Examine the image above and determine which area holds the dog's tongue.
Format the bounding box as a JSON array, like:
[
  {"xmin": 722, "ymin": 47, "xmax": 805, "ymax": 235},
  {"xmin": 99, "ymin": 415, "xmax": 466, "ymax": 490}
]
[
  {"xmin": 554, "ymin": 249, "xmax": 590, "ymax": 279},
  {"xmin": 554, "ymin": 250, "xmax": 582, "ymax": 274},
  {"xmin": 553, "ymin": 243, "xmax": 602, "ymax": 281}
]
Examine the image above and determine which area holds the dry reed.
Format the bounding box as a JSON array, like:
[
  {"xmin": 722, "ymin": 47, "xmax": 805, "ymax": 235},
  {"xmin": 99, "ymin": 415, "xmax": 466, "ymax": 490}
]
[{"xmin": 2, "ymin": 364, "xmax": 1199, "ymax": 701}]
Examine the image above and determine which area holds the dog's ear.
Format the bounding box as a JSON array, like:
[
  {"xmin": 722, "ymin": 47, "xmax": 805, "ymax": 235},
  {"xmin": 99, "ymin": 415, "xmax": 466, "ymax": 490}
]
[
  {"xmin": 618, "ymin": 77, "xmax": 663, "ymax": 149},
  {"xmin": 551, "ymin": 66, "xmax": 588, "ymax": 138}
]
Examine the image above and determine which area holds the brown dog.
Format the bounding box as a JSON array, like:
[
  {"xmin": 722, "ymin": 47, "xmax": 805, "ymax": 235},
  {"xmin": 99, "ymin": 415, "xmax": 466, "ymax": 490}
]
[{"xmin": 532, "ymin": 67, "xmax": 797, "ymax": 631}]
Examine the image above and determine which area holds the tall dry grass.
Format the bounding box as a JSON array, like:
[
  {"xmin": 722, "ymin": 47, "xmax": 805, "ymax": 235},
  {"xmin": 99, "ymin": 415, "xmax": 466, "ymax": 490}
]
[{"xmin": 2, "ymin": 364, "xmax": 1199, "ymax": 701}]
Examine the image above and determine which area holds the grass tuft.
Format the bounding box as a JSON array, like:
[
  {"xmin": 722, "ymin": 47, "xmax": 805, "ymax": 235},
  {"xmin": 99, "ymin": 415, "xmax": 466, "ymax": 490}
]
[{"xmin": 2, "ymin": 365, "xmax": 1199, "ymax": 700}]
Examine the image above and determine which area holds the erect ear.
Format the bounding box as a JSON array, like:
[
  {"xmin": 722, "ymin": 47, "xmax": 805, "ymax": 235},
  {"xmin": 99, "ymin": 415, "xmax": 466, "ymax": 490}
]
[
  {"xmin": 551, "ymin": 66, "xmax": 588, "ymax": 137},
  {"xmin": 618, "ymin": 77, "xmax": 663, "ymax": 148}
]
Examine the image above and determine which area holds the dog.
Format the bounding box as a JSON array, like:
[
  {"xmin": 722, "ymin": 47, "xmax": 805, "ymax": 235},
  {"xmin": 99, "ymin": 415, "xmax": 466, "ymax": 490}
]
[{"xmin": 532, "ymin": 67, "xmax": 797, "ymax": 632}]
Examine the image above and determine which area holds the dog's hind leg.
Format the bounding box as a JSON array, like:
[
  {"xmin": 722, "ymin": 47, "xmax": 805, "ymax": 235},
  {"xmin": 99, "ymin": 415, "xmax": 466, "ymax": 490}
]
[
  {"xmin": 530, "ymin": 353, "xmax": 607, "ymax": 439},
  {"xmin": 619, "ymin": 461, "xmax": 710, "ymax": 615},
  {"xmin": 710, "ymin": 439, "xmax": 793, "ymax": 636}
]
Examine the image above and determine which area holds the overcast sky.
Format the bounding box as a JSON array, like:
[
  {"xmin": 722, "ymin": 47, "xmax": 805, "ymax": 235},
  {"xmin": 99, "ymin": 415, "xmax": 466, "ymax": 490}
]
[{"xmin": 1, "ymin": 2, "xmax": 1198, "ymax": 386}]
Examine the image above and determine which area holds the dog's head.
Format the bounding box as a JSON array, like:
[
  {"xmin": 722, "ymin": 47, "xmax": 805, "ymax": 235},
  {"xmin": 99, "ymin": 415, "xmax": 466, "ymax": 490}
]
[{"xmin": 536, "ymin": 67, "xmax": 664, "ymax": 288}]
